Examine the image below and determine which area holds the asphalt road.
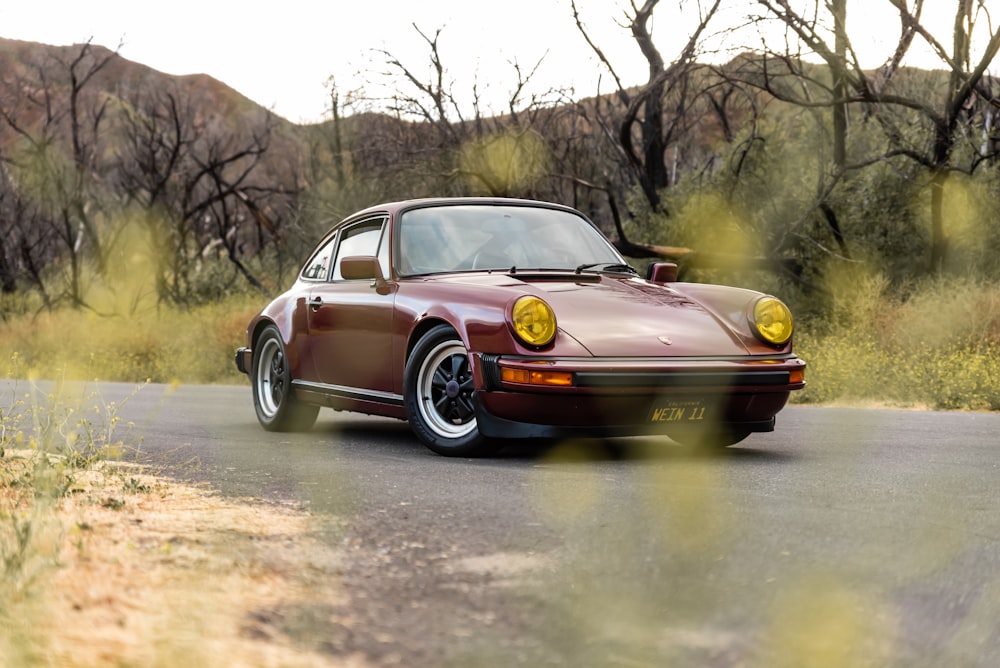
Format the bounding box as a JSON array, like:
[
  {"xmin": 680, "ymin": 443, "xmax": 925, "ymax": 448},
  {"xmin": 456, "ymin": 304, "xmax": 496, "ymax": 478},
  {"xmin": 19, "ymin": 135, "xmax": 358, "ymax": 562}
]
[{"xmin": 23, "ymin": 380, "xmax": 1000, "ymax": 666}]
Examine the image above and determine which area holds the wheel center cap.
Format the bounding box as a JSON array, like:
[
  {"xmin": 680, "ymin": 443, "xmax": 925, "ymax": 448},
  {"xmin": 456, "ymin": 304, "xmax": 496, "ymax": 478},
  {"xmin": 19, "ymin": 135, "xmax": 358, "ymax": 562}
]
[{"xmin": 445, "ymin": 379, "xmax": 461, "ymax": 399}]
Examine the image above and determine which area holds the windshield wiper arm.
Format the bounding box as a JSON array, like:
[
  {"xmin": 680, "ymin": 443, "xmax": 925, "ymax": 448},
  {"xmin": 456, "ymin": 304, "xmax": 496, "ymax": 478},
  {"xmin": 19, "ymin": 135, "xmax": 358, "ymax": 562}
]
[{"xmin": 574, "ymin": 262, "xmax": 638, "ymax": 275}]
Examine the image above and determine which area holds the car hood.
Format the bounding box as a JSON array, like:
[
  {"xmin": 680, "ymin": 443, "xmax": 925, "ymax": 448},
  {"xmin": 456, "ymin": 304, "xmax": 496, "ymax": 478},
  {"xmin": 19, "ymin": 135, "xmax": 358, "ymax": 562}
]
[{"xmin": 435, "ymin": 272, "xmax": 751, "ymax": 356}]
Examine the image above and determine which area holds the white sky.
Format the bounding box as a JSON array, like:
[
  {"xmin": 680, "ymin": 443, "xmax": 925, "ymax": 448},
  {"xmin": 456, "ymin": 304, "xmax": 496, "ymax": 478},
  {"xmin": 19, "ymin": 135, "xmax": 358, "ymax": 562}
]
[{"xmin": 0, "ymin": 1, "xmax": 987, "ymax": 124}]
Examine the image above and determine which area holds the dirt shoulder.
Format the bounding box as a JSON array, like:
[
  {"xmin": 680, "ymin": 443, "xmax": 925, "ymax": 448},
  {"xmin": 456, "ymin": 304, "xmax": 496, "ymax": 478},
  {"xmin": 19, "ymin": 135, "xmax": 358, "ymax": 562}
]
[{"xmin": 1, "ymin": 453, "xmax": 367, "ymax": 667}]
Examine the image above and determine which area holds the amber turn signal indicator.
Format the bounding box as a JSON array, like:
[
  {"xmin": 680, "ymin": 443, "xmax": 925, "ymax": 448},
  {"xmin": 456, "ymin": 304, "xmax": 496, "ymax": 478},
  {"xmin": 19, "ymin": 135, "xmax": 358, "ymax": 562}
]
[{"xmin": 501, "ymin": 368, "xmax": 573, "ymax": 386}]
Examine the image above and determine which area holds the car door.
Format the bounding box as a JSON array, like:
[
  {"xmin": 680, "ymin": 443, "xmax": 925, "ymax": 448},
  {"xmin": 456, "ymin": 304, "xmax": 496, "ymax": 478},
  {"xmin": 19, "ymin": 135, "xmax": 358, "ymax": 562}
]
[{"xmin": 305, "ymin": 216, "xmax": 396, "ymax": 394}]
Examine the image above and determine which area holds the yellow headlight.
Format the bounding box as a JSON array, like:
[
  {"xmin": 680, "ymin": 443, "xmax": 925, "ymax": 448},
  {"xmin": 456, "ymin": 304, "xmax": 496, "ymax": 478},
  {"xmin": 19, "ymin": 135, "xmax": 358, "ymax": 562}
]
[
  {"xmin": 751, "ymin": 296, "xmax": 793, "ymax": 345},
  {"xmin": 511, "ymin": 296, "xmax": 557, "ymax": 347}
]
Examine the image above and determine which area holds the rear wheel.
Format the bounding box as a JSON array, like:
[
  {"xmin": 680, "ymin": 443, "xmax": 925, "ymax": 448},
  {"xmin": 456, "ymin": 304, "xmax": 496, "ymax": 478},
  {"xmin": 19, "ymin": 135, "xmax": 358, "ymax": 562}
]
[
  {"xmin": 404, "ymin": 325, "xmax": 496, "ymax": 457},
  {"xmin": 252, "ymin": 325, "xmax": 319, "ymax": 432}
]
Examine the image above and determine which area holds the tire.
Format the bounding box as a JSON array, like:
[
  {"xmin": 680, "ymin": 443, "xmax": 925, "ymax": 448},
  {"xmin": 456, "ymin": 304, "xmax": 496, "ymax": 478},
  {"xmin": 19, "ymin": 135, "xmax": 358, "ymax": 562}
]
[
  {"xmin": 404, "ymin": 325, "xmax": 495, "ymax": 457},
  {"xmin": 251, "ymin": 325, "xmax": 319, "ymax": 432}
]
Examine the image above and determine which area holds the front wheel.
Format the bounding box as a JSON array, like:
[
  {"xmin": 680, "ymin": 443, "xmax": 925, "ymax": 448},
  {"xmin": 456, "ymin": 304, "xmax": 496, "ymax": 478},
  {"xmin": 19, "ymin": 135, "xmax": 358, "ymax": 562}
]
[
  {"xmin": 404, "ymin": 325, "xmax": 496, "ymax": 457},
  {"xmin": 251, "ymin": 325, "xmax": 319, "ymax": 432}
]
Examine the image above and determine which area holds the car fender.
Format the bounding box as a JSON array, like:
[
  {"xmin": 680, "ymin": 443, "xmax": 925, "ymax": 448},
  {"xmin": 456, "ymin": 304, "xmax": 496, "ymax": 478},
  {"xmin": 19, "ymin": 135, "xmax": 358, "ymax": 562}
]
[
  {"xmin": 249, "ymin": 291, "xmax": 313, "ymax": 377},
  {"xmin": 668, "ymin": 282, "xmax": 794, "ymax": 353}
]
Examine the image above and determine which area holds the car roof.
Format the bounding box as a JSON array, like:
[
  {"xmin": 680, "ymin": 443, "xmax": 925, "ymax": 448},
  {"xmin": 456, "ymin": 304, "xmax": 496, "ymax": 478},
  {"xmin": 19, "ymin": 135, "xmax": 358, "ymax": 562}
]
[{"xmin": 334, "ymin": 197, "xmax": 583, "ymax": 226}]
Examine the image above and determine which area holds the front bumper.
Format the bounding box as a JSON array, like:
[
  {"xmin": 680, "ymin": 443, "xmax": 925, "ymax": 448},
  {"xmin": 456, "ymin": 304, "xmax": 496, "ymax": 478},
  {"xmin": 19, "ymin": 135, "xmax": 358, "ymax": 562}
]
[
  {"xmin": 474, "ymin": 399, "xmax": 776, "ymax": 440},
  {"xmin": 234, "ymin": 347, "xmax": 252, "ymax": 375},
  {"xmin": 470, "ymin": 352, "xmax": 804, "ymax": 438},
  {"xmin": 475, "ymin": 353, "xmax": 805, "ymax": 394}
]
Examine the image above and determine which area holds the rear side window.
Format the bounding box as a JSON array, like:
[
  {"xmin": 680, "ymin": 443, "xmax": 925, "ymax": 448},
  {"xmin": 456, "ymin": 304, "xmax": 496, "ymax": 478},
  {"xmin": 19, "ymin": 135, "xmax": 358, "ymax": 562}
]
[{"xmin": 301, "ymin": 234, "xmax": 337, "ymax": 280}]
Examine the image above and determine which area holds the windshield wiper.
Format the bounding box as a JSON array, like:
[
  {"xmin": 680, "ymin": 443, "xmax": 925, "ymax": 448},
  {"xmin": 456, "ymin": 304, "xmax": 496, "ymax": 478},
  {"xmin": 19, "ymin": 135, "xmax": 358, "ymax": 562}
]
[{"xmin": 574, "ymin": 262, "xmax": 638, "ymax": 275}]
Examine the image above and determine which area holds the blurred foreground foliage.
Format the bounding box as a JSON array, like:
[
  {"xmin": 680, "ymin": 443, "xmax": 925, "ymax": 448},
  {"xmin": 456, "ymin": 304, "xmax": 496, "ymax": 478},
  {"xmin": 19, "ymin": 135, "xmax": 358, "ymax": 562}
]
[{"xmin": 0, "ymin": 377, "xmax": 143, "ymax": 617}]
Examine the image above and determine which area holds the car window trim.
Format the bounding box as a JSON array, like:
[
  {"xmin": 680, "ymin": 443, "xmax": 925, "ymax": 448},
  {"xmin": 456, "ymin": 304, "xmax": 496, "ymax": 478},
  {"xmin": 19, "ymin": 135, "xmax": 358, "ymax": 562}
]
[
  {"xmin": 299, "ymin": 230, "xmax": 339, "ymax": 282},
  {"xmin": 329, "ymin": 215, "xmax": 389, "ymax": 282}
]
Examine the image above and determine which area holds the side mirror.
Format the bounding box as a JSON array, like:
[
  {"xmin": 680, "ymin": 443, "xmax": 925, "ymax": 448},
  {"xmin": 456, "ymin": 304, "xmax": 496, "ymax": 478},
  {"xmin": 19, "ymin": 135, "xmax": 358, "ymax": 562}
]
[
  {"xmin": 646, "ymin": 262, "xmax": 678, "ymax": 284},
  {"xmin": 340, "ymin": 255, "xmax": 383, "ymax": 281}
]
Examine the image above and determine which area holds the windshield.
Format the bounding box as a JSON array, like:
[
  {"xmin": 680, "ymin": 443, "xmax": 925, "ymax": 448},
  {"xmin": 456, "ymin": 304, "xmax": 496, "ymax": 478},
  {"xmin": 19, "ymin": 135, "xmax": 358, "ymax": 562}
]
[{"xmin": 396, "ymin": 204, "xmax": 625, "ymax": 276}]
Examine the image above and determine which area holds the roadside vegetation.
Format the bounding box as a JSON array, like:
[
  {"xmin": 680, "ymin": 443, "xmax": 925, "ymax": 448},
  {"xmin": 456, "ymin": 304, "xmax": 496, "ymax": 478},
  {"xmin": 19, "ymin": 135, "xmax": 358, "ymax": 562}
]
[
  {"xmin": 3, "ymin": 268, "xmax": 1000, "ymax": 411},
  {"xmin": 0, "ymin": 376, "xmax": 343, "ymax": 666},
  {"xmin": 794, "ymin": 274, "xmax": 1000, "ymax": 411}
]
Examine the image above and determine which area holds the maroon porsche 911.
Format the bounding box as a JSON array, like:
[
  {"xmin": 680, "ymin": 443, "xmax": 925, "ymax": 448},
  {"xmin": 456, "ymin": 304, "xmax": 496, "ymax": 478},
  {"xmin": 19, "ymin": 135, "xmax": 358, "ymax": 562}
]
[{"xmin": 235, "ymin": 197, "xmax": 805, "ymax": 456}]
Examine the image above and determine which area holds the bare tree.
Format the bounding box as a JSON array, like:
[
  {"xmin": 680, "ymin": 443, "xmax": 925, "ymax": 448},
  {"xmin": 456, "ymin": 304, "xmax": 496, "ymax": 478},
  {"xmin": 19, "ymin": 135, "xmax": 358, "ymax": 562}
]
[
  {"xmin": 572, "ymin": 0, "xmax": 723, "ymax": 213},
  {"xmin": 749, "ymin": 0, "xmax": 1000, "ymax": 271},
  {"xmin": 0, "ymin": 40, "xmax": 120, "ymax": 307},
  {"xmin": 114, "ymin": 83, "xmax": 292, "ymax": 301},
  {"xmin": 0, "ymin": 157, "xmax": 56, "ymax": 304},
  {"xmin": 363, "ymin": 24, "xmax": 572, "ymax": 198},
  {"xmin": 566, "ymin": 0, "xmax": 809, "ymax": 280},
  {"xmin": 114, "ymin": 85, "xmax": 199, "ymax": 301},
  {"xmin": 188, "ymin": 126, "xmax": 277, "ymax": 293}
]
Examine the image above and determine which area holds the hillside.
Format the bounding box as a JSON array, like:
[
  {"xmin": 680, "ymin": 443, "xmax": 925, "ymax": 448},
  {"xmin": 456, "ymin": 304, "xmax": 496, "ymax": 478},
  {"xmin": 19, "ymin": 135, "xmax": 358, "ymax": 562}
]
[
  {"xmin": 0, "ymin": 37, "xmax": 277, "ymax": 124},
  {"xmin": 0, "ymin": 37, "xmax": 313, "ymax": 181}
]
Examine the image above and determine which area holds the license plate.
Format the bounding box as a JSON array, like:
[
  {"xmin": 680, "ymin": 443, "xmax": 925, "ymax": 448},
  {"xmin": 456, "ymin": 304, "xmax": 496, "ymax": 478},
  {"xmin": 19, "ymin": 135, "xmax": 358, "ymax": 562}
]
[{"xmin": 648, "ymin": 399, "xmax": 708, "ymax": 423}]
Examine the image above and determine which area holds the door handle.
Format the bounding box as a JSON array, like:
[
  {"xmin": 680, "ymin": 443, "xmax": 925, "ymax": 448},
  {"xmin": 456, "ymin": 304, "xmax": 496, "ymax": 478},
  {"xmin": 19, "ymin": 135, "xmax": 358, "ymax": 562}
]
[{"xmin": 308, "ymin": 296, "xmax": 323, "ymax": 311}]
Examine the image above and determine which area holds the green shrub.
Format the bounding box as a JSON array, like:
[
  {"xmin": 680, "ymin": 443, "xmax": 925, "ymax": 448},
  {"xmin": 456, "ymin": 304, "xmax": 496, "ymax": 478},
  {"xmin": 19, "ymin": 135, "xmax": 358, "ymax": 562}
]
[{"xmin": 793, "ymin": 275, "xmax": 1000, "ymax": 411}]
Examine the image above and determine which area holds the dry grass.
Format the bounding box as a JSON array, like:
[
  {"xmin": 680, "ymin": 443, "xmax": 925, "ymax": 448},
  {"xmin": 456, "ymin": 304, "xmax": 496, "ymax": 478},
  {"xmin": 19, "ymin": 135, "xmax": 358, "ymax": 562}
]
[
  {"xmin": 0, "ymin": 298, "xmax": 259, "ymax": 384},
  {"xmin": 0, "ymin": 451, "xmax": 364, "ymax": 668}
]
